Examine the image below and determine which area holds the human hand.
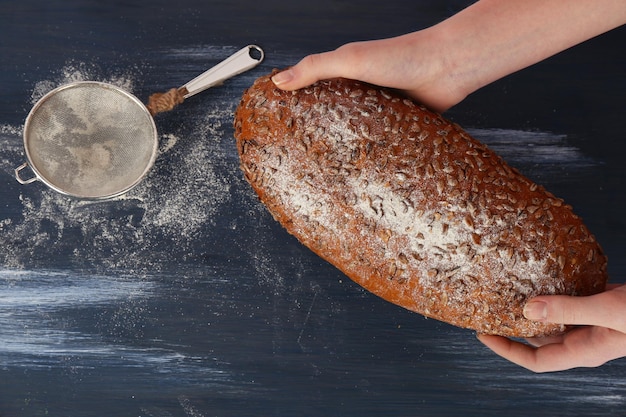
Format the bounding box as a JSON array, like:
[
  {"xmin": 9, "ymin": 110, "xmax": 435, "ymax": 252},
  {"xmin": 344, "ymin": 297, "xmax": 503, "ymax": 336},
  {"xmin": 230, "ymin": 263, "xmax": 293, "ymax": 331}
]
[
  {"xmin": 270, "ymin": 32, "xmax": 469, "ymax": 113},
  {"xmin": 478, "ymin": 284, "xmax": 626, "ymax": 372},
  {"xmin": 272, "ymin": 1, "xmax": 626, "ymax": 114}
]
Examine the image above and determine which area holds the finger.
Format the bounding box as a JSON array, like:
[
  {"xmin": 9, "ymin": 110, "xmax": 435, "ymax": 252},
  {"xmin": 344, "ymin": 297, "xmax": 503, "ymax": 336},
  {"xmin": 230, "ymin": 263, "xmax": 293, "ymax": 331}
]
[
  {"xmin": 271, "ymin": 50, "xmax": 351, "ymax": 91},
  {"xmin": 477, "ymin": 333, "xmax": 593, "ymax": 373},
  {"xmin": 478, "ymin": 334, "xmax": 549, "ymax": 372},
  {"xmin": 524, "ymin": 288, "xmax": 626, "ymax": 333},
  {"xmin": 479, "ymin": 327, "xmax": 626, "ymax": 373},
  {"xmin": 525, "ymin": 334, "xmax": 565, "ymax": 347}
]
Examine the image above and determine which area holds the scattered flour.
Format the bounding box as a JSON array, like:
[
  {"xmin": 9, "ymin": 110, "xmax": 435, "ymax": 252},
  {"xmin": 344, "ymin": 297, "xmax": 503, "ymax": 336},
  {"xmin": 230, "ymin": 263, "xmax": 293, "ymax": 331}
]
[
  {"xmin": 0, "ymin": 124, "xmax": 23, "ymax": 137},
  {"xmin": 30, "ymin": 61, "xmax": 137, "ymax": 105},
  {"xmin": 0, "ymin": 60, "xmax": 236, "ymax": 271}
]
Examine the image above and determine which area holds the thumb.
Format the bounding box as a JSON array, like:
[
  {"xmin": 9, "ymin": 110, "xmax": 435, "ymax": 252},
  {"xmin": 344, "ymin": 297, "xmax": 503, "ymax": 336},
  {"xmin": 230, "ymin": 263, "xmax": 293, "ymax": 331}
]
[
  {"xmin": 271, "ymin": 50, "xmax": 351, "ymax": 91},
  {"xmin": 523, "ymin": 286, "xmax": 626, "ymax": 332}
]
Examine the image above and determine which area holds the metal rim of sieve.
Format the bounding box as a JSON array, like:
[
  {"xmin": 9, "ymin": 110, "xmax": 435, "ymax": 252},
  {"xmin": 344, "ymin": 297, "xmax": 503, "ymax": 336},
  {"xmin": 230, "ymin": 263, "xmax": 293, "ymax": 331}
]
[{"xmin": 18, "ymin": 81, "xmax": 158, "ymax": 200}]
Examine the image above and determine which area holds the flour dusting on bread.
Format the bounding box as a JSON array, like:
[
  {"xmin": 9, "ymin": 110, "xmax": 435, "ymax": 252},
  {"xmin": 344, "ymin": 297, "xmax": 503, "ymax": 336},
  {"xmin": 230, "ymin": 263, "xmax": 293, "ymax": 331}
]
[{"xmin": 234, "ymin": 72, "xmax": 608, "ymax": 337}]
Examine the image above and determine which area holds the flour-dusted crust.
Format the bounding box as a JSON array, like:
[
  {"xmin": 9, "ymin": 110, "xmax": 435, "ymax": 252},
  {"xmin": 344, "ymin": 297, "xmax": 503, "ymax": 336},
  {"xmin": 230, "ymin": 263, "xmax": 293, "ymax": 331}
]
[{"xmin": 234, "ymin": 72, "xmax": 608, "ymax": 337}]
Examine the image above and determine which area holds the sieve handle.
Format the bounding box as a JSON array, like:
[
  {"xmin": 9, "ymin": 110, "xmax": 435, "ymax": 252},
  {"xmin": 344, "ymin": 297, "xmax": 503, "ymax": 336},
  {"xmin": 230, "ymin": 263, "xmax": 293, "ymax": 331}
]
[
  {"xmin": 14, "ymin": 162, "xmax": 39, "ymax": 185},
  {"xmin": 182, "ymin": 45, "xmax": 264, "ymax": 99}
]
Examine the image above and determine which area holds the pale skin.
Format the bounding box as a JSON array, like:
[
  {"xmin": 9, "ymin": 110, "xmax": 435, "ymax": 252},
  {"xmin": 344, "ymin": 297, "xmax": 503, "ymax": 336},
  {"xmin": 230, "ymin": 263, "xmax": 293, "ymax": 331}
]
[
  {"xmin": 477, "ymin": 284, "xmax": 626, "ymax": 373},
  {"xmin": 272, "ymin": 0, "xmax": 626, "ymax": 372}
]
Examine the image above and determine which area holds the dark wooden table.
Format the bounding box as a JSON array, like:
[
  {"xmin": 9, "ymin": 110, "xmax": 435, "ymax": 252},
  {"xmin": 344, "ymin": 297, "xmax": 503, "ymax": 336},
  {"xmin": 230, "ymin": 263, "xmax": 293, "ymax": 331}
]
[{"xmin": 0, "ymin": 1, "xmax": 625, "ymax": 416}]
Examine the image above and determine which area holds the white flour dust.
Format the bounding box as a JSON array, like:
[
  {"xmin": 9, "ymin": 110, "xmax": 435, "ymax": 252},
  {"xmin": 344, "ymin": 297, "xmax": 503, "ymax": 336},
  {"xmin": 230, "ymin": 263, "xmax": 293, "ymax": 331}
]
[
  {"xmin": 30, "ymin": 62, "xmax": 137, "ymax": 105},
  {"xmin": 140, "ymin": 109, "xmax": 233, "ymax": 240},
  {"xmin": 0, "ymin": 62, "xmax": 236, "ymax": 271}
]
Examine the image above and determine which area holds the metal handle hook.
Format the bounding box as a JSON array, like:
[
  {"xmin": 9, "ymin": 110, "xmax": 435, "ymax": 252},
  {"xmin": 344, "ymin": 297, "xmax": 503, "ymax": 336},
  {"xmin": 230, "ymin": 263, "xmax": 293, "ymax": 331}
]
[
  {"xmin": 182, "ymin": 45, "xmax": 264, "ymax": 98},
  {"xmin": 15, "ymin": 162, "xmax": 39, "ymax": 185}
]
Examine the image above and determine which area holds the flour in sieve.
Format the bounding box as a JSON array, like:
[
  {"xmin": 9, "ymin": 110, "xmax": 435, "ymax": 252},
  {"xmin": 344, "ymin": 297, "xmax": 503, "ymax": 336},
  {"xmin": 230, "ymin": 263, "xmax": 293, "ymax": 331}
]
[{"xmin": 0, "ymin": 62, "xmax": 235, "ymax": 270}]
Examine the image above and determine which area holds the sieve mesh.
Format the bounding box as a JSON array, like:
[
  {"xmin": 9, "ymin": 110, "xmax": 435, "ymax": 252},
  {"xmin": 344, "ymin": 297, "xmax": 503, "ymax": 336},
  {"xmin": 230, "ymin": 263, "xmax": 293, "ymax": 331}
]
[{"xmin": 24, "ymin": 82, "xmax": 158, "ymax": 199}]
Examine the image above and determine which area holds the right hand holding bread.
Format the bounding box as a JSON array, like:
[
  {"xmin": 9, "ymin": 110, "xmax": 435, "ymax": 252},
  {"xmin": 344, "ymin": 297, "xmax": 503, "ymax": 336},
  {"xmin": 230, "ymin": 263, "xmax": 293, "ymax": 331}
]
[{"xmin": 478, "ymin": 284, "xmax": 626, "ymax": 372}]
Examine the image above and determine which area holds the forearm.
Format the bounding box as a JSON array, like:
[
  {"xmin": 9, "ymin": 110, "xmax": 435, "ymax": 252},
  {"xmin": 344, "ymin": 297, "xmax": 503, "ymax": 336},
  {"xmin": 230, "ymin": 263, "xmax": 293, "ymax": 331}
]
[
  {"xmin": 433, "ymin": 0, "xmax": 626, "ymax": 100},
  {"xmin": 273, "ymin": 0, "xmax": 626, "ymax": 111}
]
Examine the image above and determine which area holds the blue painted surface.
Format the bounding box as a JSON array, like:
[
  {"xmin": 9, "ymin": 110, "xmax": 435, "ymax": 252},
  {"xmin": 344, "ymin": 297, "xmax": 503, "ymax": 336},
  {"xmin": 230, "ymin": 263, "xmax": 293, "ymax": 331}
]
[{"xmin": 0, "ymin": 1, "xmax": 625, "ymax": 415}]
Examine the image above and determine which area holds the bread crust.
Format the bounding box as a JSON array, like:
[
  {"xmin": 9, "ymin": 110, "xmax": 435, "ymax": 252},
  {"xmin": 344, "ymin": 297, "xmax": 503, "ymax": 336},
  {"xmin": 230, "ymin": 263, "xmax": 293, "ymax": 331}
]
[{"xmin": 234, "ymin": 72, "xmax": 608, "ymax": 337}]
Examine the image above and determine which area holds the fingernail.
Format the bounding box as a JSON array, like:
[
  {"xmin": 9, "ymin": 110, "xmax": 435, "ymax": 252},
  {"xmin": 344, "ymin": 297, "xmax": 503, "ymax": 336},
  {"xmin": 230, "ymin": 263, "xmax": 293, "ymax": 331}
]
[
  {"xmin": 271, "ymin": 69, "xmax": 294, "ymax": 86},
  {"xmin": 523, "ymin": 301, "xmax": 547, "ymax": 321}
]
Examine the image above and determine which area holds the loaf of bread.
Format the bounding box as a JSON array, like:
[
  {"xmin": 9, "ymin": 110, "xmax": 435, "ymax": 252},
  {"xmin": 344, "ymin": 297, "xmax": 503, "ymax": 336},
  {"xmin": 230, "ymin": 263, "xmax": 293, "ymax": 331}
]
[{"xmin": 234, "ymin": 71, "xmax": 608, "ymax": 337}]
